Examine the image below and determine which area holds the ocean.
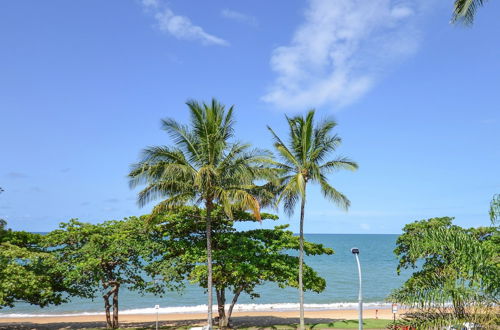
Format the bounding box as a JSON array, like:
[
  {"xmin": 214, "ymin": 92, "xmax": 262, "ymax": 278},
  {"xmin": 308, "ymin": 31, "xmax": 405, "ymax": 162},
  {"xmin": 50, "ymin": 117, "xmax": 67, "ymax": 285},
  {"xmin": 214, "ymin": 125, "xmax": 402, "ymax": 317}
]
[{"xmin": 1, "ymin": 234, "xmax": 413, "ymax": 317}]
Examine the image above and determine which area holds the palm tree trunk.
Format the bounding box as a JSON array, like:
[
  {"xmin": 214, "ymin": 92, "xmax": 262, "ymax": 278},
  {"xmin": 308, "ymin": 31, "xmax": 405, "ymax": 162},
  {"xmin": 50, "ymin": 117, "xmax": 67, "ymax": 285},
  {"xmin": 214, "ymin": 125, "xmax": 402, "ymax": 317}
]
[
  {"xmin": 206, "ymin": 200, "xmax": 214, "ymax": 329},
  {"xmin": 299, "ymin": 195, "xmax": 306, "ymax": 330}
]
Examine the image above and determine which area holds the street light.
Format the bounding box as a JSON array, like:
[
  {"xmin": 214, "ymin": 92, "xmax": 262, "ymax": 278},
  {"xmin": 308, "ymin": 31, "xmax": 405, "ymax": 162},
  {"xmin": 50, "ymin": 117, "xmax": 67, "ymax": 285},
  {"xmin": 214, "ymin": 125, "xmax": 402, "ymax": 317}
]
[{"xmin": 351, "ymin": 247, "xmax": 363, "ymax": 330}]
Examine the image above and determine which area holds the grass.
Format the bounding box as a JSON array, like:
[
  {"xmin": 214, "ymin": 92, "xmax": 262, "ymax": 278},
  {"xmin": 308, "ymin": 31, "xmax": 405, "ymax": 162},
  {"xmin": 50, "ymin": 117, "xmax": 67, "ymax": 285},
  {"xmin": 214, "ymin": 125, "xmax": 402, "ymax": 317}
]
[
  {"xmin": 240, "ymin": 319, "xmax": 391, "ymax": 329},
  {"xmin": 89, "ymin": 318, "xmax": 391, "ymax": 329}
]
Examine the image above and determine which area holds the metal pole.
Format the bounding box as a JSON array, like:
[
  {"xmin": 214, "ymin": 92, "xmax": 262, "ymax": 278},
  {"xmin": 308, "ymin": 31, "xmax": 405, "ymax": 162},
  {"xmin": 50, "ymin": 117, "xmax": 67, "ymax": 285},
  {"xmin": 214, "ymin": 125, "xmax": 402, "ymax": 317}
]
[
  {"xmin": 351, "ymin": 248, "xmax": 363, "ymax": 330},
  {"xmin": 155, "ymin": 304, "xmax": 159, "ymax": 330}
]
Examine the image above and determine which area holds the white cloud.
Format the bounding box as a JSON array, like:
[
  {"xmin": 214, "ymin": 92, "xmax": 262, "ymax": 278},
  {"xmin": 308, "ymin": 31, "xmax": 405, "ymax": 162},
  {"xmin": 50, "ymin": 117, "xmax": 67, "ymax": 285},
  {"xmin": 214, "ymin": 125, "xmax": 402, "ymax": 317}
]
[
  {"xmin": 221, "ymin": 9, "xmax": 258, "ymax": 27},
  {"xmin": 141, "ymin": 0, "xmax": 229, "ymax": 46},
  {"xmin": 360, "ymin": 223, "xmax": 371, "ymax": 231},
  {"xmin": 141, "ymin": 0, "xmax": 159, "ymax": 8},
  {"xmin": 262, "ymin": 0, "xmax": 425, "ymax": 110}
]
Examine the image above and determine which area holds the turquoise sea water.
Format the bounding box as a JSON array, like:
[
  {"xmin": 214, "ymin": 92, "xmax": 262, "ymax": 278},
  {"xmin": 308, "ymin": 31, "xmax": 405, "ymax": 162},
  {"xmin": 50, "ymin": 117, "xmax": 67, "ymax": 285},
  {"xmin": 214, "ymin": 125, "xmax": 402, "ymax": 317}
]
[{"xmin": 2, "ymin": 234, "xmax": 413, "ymax": 317}]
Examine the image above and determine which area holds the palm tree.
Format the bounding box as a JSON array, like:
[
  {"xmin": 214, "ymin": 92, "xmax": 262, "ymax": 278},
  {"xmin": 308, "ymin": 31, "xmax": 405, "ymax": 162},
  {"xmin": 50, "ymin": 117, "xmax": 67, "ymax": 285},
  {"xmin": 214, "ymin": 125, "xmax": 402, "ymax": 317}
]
[
  {"xmin": 129, "ymin": 99, "xmax": 272, "ymax": 329},
  {"xmin": 452, "ymin": 0, "xmax": 487, "ymax": 25},
  {"xmin": 267, "ymin": 110, "xmax": 358, "ymax": 330}
]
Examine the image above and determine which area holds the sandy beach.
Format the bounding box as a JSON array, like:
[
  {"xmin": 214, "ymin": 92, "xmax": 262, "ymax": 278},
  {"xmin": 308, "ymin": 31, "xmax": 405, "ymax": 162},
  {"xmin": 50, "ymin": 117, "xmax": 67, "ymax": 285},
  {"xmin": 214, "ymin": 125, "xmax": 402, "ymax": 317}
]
[{"xmin": 0, "ymin": 308, "xmax": 398, "ymax": 329}]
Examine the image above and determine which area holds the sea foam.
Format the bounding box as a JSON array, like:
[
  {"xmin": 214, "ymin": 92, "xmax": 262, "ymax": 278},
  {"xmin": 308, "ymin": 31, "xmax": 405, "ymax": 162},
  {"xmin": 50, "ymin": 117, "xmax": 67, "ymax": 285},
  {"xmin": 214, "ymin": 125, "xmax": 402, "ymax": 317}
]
[{"xmin": 0, "ymin": 302, "xmax": 391, "ymax": 318}]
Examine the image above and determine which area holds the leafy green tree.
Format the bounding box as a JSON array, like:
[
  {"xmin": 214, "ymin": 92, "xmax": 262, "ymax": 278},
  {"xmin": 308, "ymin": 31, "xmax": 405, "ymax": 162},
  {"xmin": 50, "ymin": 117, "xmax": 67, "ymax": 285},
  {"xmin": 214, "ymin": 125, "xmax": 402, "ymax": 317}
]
[
  {"xmin": 490, "ymin": 194, "xmax": 499, "ymax": 225},
  {"xmin": 452, "ymin": 0, "xmax": 488, "ymax": 25},
  {"xmin": 267, "ymin": 109, "xmax": 357, "ymax": 329},
  {"xmin": 129, "ymin": 99, "xmax": 273, "ymax": 329},
  {"xmin": 0, "ymin": 224, "xmax": 71, "ymax": 309},
  {"xmin": 391, "ymin": 217, "xmax": 499, "ymax": 327},
  {"xmin": 150, "ymin": 206, "xmax": 333, "ymax": 328},
  {"xmin": 0, "ymin": 187, "xmax": 5, "ymax": 225},
  {"xmin": 44, "ymin": 217, "xmax": 168, "ymax": 329}
]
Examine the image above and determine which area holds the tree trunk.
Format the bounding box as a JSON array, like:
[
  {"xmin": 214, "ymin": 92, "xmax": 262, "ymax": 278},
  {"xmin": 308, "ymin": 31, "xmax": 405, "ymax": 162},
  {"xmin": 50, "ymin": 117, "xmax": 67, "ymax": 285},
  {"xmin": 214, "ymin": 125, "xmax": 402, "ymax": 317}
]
[
  {"xmin": 206, "ymin": 200, "xmax": 214, "ymax": 329},
  {"xmin": 216, "ymin": 288, "xmax": 226, "ymax": 328},
  {"xmin": 452, "ymin": 292, "xmax": 466, "ymax": 319},
  {"xmin": 225, "ymin": 287, "xmax": 243, "ymax": 328},
  {"xmin": 112, "ymin": 285, "xmax": 119, "ymax": 328},
  {"xmin": 299, "ymin": 194, "xmax": 306, "ymax": 330},
  {"xmin": 103, "ymin": 291, "xmax": 112, "ymax": 329}
]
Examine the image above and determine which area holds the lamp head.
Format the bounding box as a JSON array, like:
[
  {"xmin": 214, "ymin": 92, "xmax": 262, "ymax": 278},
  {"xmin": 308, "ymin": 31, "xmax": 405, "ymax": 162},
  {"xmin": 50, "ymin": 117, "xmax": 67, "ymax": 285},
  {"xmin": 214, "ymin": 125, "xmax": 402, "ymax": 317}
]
[{"xmin": 351, "ymin": 247, "xmax": 360, "ymax": 254}]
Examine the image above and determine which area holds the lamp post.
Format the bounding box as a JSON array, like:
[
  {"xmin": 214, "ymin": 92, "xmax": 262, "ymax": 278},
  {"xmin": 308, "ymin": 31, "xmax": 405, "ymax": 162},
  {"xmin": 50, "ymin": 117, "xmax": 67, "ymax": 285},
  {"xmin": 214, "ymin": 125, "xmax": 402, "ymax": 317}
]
[{"xmin": 351, "ymin": 247, "xmax": 363, "ymax": 330}]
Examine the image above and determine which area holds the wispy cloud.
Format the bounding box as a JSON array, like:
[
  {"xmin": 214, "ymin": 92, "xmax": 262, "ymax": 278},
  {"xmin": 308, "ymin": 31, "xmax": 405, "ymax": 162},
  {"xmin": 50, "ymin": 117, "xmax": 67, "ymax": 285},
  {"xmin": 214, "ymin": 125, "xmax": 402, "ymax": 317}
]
[
  {"xmin": 262, "ymin": 0, "xmax": 425, "ymax": 110},
  {"xmin": 309, "ymin": 209, "xmax": 410, "ymax": 217},
  {"xmin": 30, "ymin": 186, "xmax": 42, "ymax": 193},
  {"xmin": 5, "ymin": 172, "xmax": 28, "ymax": 179},
  {"xmin": 221, "ymin": 9, "xmax": 258, "ymax": 27},
  {"xmin": 141, "ymin": 0, "xmax": 229, "ymax": 46},
  {"xmin": 104, "ymin": 198, "xmax": 119, "ymax": 203},
  {"xmin": 360, "ymin": 223, "xmax": 371, "ymax": 231}
]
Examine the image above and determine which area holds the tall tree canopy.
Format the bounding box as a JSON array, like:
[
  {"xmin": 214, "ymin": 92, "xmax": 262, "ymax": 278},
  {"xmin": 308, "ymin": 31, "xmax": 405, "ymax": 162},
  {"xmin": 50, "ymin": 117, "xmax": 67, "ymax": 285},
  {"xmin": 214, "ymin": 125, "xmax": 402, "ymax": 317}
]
[
  {"xmin": 44, "ymin": 217, "xmax": 168, "ymax": 329},
  {"xmin": 267, "ymin": 110, "xmax": 357, "ymax": 329},
  {"xmin": 149, "ymin": 206, "xmax": 333, "ymax": 328},
  {"xmin": 0, "ymin": 224, "xmax": 71, "ymax": 309},
  {"xmin": 129, "ymin": 99, "xmax": 273, "ymax": 329}
]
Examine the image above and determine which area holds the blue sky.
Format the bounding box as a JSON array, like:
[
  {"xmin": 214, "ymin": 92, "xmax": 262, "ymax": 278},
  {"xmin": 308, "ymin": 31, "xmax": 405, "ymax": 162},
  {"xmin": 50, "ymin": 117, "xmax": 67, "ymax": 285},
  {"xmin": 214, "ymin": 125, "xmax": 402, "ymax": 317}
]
[{"xmin": 0, "ymin": 0, "xmax": 498, "ymax": 233}]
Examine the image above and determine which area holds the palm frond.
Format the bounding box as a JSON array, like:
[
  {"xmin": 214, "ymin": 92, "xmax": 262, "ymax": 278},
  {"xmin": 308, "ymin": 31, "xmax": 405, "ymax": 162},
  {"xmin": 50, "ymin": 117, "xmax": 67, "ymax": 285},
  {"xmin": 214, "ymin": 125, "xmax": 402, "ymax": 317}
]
[
  {"xmin": 319, "ymin": 157, "xmax": 359, "ymax": 173},
  {"xmin": 267, "ymin": 126, "xmax": 300, "ymax": 168},
  {"xmin": 161, "ymin": 119, "xmax": 200, "ymax": 164},
  {"xmin": 318, "ymin": 176, "xmax": 350, "ymax": 211},
  {"xmin": 136, "ymin": 181, "xmax": 194, "ymax": 208},
  {"xmin": 268, "ymin": 110, "xmax": 356, "ymax": 216},
  {"xmin": 452, "ymin": 0, "xmax": 487, "ymax": 25}
]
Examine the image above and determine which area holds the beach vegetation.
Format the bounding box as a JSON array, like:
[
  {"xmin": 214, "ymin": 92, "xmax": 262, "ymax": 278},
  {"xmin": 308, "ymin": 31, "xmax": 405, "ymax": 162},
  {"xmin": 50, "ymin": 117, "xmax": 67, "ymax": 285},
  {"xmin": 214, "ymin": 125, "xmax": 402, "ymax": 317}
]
[
  {"xmin": 128, "ymin": 99, "xmax": 275, "ymax": 329},
  {"xmin": 148, "ymin": 206, "xmax": 333, "ymax": 329},
  {"xmin": 0, "ymin": 222, "xmax": 72, "ymax": 309},
  {"xmin": 452, "ymin": 0, "xmax": 488, "ymax": 25},
  {"xmin": 267, "ymin": 110, "xmax": 357, "ymax": 329},
  {"xmin": 390, "ymin": 215, "xmax": 500, "ymax": 328},
  {"xmin": 43, "ymin": 217, "xmax": 170, "ymax": 329},
  {"xmin": 489, "ymin": 194, "xmax": 499, "ymax": 225}
]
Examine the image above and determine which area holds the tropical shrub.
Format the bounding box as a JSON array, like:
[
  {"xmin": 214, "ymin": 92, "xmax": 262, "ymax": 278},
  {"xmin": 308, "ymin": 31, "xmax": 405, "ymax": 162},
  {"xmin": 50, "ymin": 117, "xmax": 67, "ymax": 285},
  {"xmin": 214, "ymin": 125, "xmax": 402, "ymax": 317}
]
[{"xmin": 390, "ymin": 216, "xmax": 499, "ymax": 328}]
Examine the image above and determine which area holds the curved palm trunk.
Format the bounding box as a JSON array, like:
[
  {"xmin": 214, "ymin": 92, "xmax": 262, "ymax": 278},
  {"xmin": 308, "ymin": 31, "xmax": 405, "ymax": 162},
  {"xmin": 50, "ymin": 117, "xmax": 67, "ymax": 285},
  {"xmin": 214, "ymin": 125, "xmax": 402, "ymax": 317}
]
[
  {"xmin": 299, "ymin": 195, "xmax": 306, "ymax": 330},
  {"xmin": 206, "ymin": 201, "xmax": 214, "ymax": 329}
]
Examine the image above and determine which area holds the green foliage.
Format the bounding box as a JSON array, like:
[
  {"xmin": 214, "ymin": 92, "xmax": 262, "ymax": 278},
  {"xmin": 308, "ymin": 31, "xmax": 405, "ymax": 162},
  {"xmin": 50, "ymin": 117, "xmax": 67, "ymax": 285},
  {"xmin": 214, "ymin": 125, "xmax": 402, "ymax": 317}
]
[
  {"xmin": 452, "ymin": 0, "xmax": 487, "ymax": 25},
  {"xmin": 0, "ymin": 187, "xmax": 5, "ymax": 226},
  {"xmin": 129, "ymin": 99, "xmax": 275, "ymax": 328},
  {"xmin": 128, "ymin": 99, "xmax": 274, "ymax": 218},
  {"xmin": 268, "ymin": 110, "xmax": 357, "ymax": 213},
  {"xmin": 43, "ymin": 217, "xmax": 169, "ymax": 328},
  {"xmin": 150, "ymin": 206, "xmax": 333, "ymax": 327},
  {"xmin": 0, "ymin": 223, "xmax": 70, "ymax": 309},
  {"xmin": 490, "ymin": 194, "xmax": 500, "ymax": 225},
  {"xmin": 391, "ymin": 217, "xmax": 500, "ymax": 327},
  {"xmin": 267, "ymin": 109, "xmax": 356, "ymax": 329}
]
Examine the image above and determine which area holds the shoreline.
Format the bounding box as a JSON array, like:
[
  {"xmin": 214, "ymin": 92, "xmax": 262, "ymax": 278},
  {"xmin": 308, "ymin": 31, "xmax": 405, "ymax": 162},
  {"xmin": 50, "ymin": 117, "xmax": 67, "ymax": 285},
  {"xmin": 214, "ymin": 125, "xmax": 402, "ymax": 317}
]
[
  {"xmin": 0, "ymin": 308, "xmax": 398, "ymax": 328},
  {"xmin": 0, "ymin": 303, "xmax": 393, "ymax": 318}
]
